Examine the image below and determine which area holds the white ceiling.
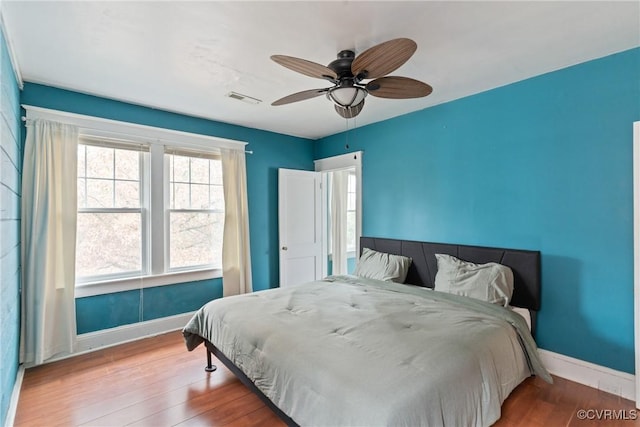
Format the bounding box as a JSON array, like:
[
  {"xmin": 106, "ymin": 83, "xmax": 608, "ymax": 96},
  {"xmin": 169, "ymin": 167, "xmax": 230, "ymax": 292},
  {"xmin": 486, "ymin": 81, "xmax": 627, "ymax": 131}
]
[{"xmin": 2, "ymin": 1, "xmax": 639, "ymax": 140}]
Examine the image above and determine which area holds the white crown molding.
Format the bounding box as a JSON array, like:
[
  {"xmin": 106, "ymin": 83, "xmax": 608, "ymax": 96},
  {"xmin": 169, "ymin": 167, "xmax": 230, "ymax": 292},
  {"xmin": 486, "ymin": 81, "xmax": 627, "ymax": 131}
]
[
  {"xmin": 22, "ymin": 105, "xmax": 247, "ymax": 152},
  {"xmin": 0, "ymin": 6, "xmax": 24, "ymax": 89},
  {"xmin": 539, "ymin": 349, "xmax": 635, "ymax": 402}
]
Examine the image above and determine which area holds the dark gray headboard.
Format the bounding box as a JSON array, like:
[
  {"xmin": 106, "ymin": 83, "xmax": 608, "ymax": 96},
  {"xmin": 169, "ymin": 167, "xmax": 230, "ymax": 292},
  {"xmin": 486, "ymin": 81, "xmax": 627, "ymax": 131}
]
[{"xmin": 360, "ymin": 237, "xmax": 541, "ymax": 311}]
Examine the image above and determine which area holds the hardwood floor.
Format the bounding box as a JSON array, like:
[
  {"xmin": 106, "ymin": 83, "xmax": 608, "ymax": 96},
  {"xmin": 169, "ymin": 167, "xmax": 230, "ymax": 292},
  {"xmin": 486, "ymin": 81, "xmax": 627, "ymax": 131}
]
[{"xmin": 14, "ymin": 331, "xmax": 639, "ymax": 427}]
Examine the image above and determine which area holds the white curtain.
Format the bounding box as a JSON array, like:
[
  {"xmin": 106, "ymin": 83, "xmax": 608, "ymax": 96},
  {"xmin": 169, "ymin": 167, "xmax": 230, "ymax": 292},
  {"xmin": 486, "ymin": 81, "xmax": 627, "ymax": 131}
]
[
  {"xmin": 21, "ymin": 119, "xmax": 78, "ymax": 365},
  {"xmin": 220, "ymin": 148, "xmax": 253, "ymax": 296},
  {"xmin": 330, "ymin": 170, "xmax": 349, "ymax": 275}
]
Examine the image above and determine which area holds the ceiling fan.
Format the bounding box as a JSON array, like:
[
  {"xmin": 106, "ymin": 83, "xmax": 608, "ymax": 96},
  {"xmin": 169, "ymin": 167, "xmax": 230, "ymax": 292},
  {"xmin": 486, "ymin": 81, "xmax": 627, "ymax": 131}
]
[{"xmin": 270, "ymin": 38, "xmax": 433, "ymax": 119}]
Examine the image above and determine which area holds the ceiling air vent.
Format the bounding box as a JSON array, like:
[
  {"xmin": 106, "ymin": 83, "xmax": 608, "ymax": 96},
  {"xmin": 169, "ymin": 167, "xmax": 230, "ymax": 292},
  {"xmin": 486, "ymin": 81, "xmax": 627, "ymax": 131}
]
[{"xmin": 226, "ymin": 91, "xmax": 262, "ymax": 105}]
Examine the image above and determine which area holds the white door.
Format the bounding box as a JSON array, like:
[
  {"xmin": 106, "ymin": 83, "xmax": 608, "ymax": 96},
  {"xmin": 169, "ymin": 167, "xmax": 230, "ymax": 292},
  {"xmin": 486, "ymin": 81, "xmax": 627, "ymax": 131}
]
[{"xmin": 278, "ymin": 168, "xmax": 323, "ymax": 287}]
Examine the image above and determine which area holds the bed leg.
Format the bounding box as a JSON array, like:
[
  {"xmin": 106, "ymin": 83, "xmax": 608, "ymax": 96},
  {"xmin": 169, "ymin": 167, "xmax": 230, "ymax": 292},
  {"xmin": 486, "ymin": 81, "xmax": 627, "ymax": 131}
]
[{"xmin": 205, "ymin": 349, "xmax": 217, "ymax": 372}]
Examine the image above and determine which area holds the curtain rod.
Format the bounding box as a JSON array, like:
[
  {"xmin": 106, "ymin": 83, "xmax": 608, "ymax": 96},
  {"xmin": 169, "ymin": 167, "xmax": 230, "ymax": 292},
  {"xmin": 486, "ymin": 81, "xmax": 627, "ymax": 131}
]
[{"xmin": 21, "ymin": 115, "xmax": 254, "ymax": 154}]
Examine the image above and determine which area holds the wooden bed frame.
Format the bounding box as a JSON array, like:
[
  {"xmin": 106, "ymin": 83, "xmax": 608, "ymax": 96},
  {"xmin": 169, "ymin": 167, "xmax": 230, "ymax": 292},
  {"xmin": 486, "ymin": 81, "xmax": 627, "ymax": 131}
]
[{"xmin": 201, "ymin": 236, "xmax": 541, "ymax": 427}]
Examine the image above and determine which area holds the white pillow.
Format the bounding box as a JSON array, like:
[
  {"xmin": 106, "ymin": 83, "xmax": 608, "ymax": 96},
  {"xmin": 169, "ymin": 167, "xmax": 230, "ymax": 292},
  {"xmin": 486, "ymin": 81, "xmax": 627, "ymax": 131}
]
[
  {"xmin": 353, "ymin": 248, "xmax": 412, "ymax": 283},
  {"xmin": 434, "ymin": 254, "xmax": 514, "ymax": 306}
]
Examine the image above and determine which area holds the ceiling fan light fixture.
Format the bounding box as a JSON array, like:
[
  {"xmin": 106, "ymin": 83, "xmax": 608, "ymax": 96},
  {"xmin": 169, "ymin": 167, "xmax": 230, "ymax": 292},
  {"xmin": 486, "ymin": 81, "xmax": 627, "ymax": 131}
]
[
  {"xmin": 328, "ymin": 86, "xmax": 367, "ymax": 108},
  {"xmin": 335, "ymin": 100, "xmax": 365, "ymax": 119}
]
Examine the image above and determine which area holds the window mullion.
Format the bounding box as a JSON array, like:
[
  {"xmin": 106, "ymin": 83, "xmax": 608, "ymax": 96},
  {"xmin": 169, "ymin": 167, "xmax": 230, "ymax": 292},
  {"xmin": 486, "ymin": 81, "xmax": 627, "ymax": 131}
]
[
  {"xmin": 140, "ymin": 149, "xmax": 149, "ymax": 276},
  {"xmin": 189, "ymin": 158, "xmax": 193, "ymax": 209},
  {"xmin": 168, "ymin": 208, "xmax": 220, "ymax": 214},
  {"xmin": 149, "ymin": 144, "xmax": 166, "ymax": 275},
  {"xmin": 79, "ymin": 208, "xmax": 141, "ymax": 214},
  {"xmin": 112, "ymin": 148, "xmax": 116, "ymax": 208},
  {"xmin": 83, "ymin": 146, "xmax": 87, "ymax": 209}
]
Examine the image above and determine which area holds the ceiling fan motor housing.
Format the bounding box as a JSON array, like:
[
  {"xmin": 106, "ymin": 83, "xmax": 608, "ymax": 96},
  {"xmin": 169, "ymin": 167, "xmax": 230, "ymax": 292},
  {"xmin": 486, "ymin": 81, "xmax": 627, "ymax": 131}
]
[
  {"xmin": 328, "ymin": 50, "xmax": 356, "ymax": 80},
  {"xmin": 327, "ymin": 50, "xmax": 368, "ymax": 111}
]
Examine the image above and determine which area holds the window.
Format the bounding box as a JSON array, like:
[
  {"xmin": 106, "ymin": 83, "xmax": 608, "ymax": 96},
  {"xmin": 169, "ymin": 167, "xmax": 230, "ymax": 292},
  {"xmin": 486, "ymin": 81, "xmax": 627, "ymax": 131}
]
[
  {"xmin": 346, "ymin": 172, "xmax": 356, "ymax": 253},
  {"xmin": 327, "ymin": 168, "xmax": 358, "ymax": 256},
  {"xmin": 76, "ymin": 142, "xmax": 146, "ymax": 280},
  {"xmin": 167, "ymin": 151, "xmax": 224, "ymax": 270},
  {"xmin": 76, "ymin": 140, "xmax": 225, "ymax": 286}
]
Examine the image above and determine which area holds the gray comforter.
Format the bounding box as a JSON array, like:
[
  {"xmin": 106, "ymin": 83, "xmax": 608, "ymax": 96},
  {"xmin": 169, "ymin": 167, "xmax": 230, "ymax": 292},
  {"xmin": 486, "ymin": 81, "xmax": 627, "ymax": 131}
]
[{"xmin": 183, "ymin": 275, "xmax": 551, "ymax": 427}]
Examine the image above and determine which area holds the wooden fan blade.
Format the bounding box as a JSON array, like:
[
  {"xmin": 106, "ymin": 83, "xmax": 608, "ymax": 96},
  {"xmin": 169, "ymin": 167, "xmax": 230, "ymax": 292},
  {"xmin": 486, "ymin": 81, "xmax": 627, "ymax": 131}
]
[
  {"xmin": 334, "ymin": 100, "xmax": 365, "ymax": 119},
  {"xmin": 272, "ymin": 88, "xmax": 329, "ymax": 106},
  {"xmin": 271, "ymin": 55, "xmax": 337, "ymax": 81},
  {"xmin": 366, "ymin": 77, "xmax": 433, "ymax": 99},
  {"xmin": 351, "ymin": 38, "xmax": 417, "ymax": 79}
]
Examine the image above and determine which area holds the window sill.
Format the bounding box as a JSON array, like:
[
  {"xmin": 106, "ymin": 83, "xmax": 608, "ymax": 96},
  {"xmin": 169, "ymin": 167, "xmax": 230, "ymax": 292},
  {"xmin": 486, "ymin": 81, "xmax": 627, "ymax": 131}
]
[{"xmin": 75, "ymin": 268, "xmax": 222, "ymax": 298}]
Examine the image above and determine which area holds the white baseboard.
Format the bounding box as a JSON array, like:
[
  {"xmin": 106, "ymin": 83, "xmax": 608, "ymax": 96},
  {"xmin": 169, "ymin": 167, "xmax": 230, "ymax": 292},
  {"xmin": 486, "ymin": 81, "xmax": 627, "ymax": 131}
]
[
  {"xmin": 10, "ymin": 313, "xmax": 195, "ymax": 423},
  {"xmin": 4, "ymin": 365, "xmax": 24, "ymax": 427},
  {"xmin": 76, "ymin": 311, "xmax": 196, "ymax": 354},
  {"xmin": 539, "ymin": 349, "xmax": 635, "ymax": 401},
  {"xmin": 26, "ymin": 311, "xmax": 196, "ymax": 368},
  {"xmin": 11, "ymin": 316, "xmax": 636, "ymax": 414}
]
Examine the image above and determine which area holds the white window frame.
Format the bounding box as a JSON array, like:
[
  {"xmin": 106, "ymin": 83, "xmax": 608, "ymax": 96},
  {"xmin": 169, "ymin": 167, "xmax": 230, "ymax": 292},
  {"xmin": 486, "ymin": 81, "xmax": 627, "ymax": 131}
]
[
  {"xmin": 164, "ymin": 149, "xmax": 224, "ymax": 272},
  {"xmin": 75, "ymin": 138, "xmax": 150, "ymax": 283},
  {"xmin": 23, "ymin": 105, "xmax": 247, "ymax": 298}
]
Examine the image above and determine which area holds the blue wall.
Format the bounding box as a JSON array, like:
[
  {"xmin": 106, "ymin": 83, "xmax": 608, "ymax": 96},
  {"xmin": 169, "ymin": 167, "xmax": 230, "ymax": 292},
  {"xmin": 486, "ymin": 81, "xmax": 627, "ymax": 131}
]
[
  {"xmin": 11, "ymin": 45, "xmax": 640, "ymax": 377},
  {"xmin": 315, "ymin": 48, "xmax": 640, "ymax": 373},
  {"xmin": 76, "ymin": 279, "xmax": 222, "ymax": 334},
  {"xmin": 0, "ymin": 28, "xmax": 22, "ymax": 427},
  {"xmin": 21, "ymin": 83, "xmax": 315, "ymax": 334}
]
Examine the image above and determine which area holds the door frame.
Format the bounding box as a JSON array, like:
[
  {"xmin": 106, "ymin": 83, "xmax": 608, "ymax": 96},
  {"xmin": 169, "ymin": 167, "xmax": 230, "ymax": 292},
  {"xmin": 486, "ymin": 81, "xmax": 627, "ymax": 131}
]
[{"xmin": 314, "ymin": 151, "xmax": 363, "ymax": 278}]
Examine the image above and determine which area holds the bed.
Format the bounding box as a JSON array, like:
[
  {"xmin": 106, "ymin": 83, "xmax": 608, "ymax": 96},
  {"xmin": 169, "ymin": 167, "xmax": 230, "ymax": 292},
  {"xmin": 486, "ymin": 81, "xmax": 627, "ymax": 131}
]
[{"xmin": 183, "ymin": 237, "xmax": 551, "ymax": 426}]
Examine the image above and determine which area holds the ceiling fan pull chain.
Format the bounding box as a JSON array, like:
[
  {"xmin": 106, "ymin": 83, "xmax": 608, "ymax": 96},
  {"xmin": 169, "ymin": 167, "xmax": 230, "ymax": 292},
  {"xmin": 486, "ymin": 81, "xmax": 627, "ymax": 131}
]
[{"xmin": 345, "ymin": 117, "xmax": 350, "ymax": 150}]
